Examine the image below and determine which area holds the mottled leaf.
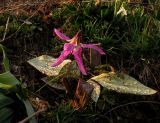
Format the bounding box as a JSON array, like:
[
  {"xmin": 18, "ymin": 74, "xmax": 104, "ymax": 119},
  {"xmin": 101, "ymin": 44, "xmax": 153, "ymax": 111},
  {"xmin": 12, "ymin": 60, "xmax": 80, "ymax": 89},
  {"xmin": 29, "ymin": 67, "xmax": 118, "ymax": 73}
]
[
  {"xmin": 40, "ymin": 60, "xmax": 80, "ymax": 90},
  {"xmin": 28, "ymin": 55, "xmax": 80, "ymax": 78},
  {"xmin": 90, "ymin": 72, "xmax": 157, "ymax": 95},
  {"xmin": 41, "ymin": 77, "xmax": 65, "ymax": 90},
  {"xmin": 87, "ymin": 79, "xmax": 101, "ymax": 102},
  {"xmin": 27, "ymin": 55, "xmax": 71, "ymax": 76}
]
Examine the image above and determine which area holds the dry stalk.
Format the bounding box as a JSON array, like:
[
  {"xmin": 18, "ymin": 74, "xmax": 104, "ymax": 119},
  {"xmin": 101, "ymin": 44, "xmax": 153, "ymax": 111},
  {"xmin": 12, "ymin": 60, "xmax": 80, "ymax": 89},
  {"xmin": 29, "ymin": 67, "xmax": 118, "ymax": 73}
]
[
  {"xmin": 0, "ymin": 12, "xmax": 36, "ymax": 43},
  {"xmin": 17, "ymin": 108, "xmax": 47, "ymax": 123},
  {"xmin": 0, "ymin": 0, "xmax": 52, "ymax": 43},
  {"xmin": 2, "ymin": 16, "xmax": 10, "ymax": 41}
]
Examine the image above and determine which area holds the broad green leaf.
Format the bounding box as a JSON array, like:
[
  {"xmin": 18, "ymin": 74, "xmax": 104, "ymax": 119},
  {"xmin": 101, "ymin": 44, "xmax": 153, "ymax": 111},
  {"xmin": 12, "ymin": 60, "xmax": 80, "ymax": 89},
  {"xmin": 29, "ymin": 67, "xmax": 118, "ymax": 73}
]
[
  {"xmin": 23, "ymin": 100, "xmax": 36, "ymax": 123},
  {"xmin": 89, "ymin": 72, "xmax": 157, "ymax": 95},
  {"xmin": 0, "ymin": 44, "xmax": 10, "ymax": 72},
  {"xmin": 41, "ymin": 77, "xmax": 66, "ymax": 90},
  {"xmin": 0, "ymin": 71, "xmax": 20, "ymax": 87},
  {"xmin": 87, "ymin": 79, "xmax": 101, "ymax": 102},
  {"xmin": 0, "ymin": 107, "xmax": 13, "ymax": 123},
  {"xmin": 0, "ymin": 83, "xmax": 13, "ymax": 90},
  {"xmin": 0, "ymin": 94, "xmax": 14, "ymax": 109},
  {"xmin": 27, "ymin": 55, "xmax": 71, "ymax": 76}
]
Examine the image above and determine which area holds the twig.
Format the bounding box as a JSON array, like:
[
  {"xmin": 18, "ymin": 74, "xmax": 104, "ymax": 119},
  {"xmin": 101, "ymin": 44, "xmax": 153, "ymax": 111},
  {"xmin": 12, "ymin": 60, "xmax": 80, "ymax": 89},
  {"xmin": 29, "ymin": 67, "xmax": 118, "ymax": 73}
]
[
  {"xmin": 0, "ymin": 11, "xmax": 37, "ymax": 43},
  {"xmin": 0, "ymin": 0, "xmax": 51, "ymax": 43},
  {"xmin": 2, "ymin": 17, "xmax": 10, "ymax": 42},
  {"xmin": 18, "ymin": 108, "xmax": 46, "ymax": 123}
]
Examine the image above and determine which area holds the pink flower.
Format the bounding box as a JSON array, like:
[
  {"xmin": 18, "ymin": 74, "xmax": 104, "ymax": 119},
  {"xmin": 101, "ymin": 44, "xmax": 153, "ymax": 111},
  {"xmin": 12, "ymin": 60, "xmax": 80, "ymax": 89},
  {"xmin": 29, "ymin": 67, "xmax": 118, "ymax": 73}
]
[{"xmin": 52, "ymin": 28, "xmax": 106, "ymax": 75}]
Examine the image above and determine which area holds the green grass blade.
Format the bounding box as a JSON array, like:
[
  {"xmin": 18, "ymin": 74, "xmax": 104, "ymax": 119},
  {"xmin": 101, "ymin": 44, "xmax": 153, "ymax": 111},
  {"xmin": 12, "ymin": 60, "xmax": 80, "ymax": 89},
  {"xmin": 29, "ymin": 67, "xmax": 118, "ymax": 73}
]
[{"xmin": 0, "ymin": 44, "xmax": 10, "ymax": 72}]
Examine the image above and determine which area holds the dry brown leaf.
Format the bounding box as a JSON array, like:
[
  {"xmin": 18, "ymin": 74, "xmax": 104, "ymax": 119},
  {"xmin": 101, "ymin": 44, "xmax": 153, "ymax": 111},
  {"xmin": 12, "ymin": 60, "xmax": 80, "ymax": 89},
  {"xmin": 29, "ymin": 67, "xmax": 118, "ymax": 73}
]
[{"xmin": 72, "ymin": 79, "xmax": 93, "ymax": 109}]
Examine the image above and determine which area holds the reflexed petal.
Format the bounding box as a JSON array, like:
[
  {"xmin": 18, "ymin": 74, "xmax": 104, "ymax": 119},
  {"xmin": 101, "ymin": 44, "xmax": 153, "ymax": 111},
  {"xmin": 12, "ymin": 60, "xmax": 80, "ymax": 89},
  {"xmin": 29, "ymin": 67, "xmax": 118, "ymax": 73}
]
[
  {"xmin": 81, "ymin": 44, "xmax": 106, "ymax": 55},
  {"xmin": 51, "ymin": 50, "xmax": 71, "ymax": 67},
  {"xmin": 54, "ymin": 28, "xmax": 70, "ymax": 41},
  {"xmin": 72, "ymin": 48, "xmax": 87, "ymax": 75},
  {"xmin": 52, "ymin": 43, "xmax": 74, "ymax": 67}
]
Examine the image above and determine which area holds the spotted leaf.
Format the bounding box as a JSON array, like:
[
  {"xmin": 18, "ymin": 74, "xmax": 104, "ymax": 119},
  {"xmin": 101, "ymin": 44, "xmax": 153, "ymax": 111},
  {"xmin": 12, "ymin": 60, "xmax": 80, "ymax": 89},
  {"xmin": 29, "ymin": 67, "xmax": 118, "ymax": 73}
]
[{"xmin": 90, "ymin": 72, "xmax": 157, "ymax": 95}]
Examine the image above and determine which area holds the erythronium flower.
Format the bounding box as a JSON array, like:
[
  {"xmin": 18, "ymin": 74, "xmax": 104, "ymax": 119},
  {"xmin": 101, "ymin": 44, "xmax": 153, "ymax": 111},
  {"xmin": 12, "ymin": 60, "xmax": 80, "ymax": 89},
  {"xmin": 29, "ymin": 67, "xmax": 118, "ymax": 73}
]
[{"xmin": 52, "ymin": 28, "xmax": 106, "ymax": 75}]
